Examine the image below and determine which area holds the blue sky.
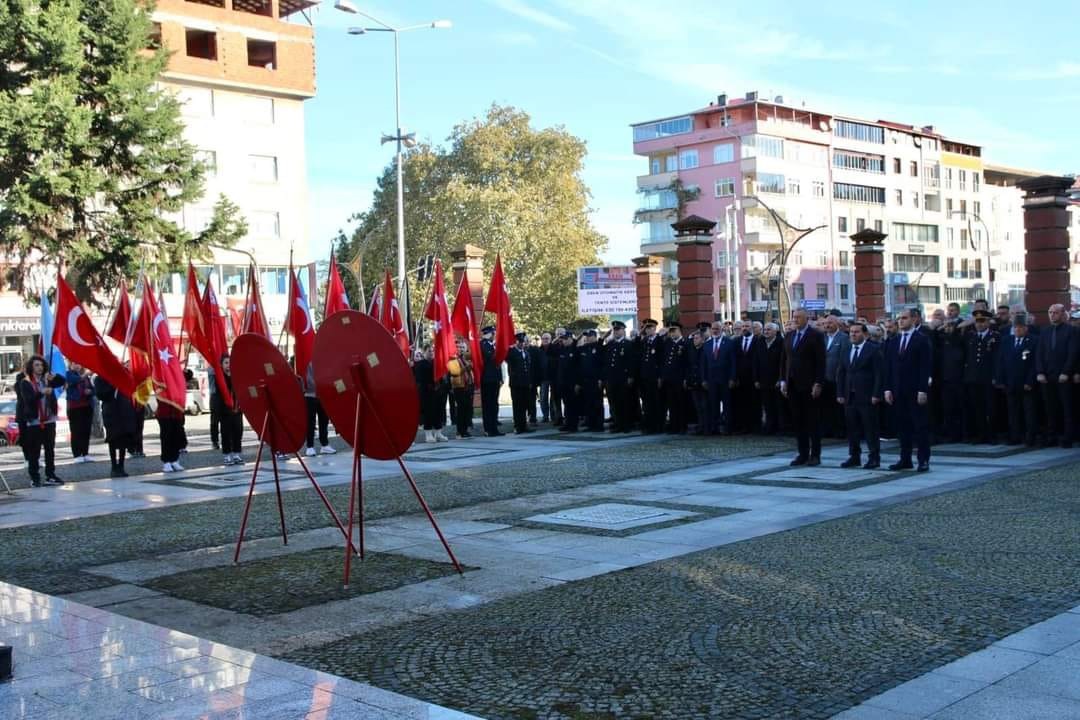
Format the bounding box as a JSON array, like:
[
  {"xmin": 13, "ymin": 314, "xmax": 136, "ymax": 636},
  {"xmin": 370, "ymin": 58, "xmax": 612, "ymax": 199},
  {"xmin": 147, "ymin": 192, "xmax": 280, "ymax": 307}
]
[{"xmin": 305, "ymin": 0, "xmax": 1080, "ymax": 266}]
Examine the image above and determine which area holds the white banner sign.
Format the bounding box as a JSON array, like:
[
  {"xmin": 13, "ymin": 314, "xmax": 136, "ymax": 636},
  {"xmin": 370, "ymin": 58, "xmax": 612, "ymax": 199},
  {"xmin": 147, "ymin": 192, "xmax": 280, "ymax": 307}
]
[{"xmin": 577, "ymin": 266, "xmax": 637, "ymax": 316}]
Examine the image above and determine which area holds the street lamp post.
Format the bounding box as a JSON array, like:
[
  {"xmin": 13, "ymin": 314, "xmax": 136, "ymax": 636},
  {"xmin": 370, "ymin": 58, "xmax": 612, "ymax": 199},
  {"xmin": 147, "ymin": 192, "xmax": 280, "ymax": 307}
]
[
  {"xmin": 334, "ymin": 0, "xmax": 451, "ymax": 284},
  {"xmin": 950, "ymin": 210, "xmax": 995, "ymax": 305}
]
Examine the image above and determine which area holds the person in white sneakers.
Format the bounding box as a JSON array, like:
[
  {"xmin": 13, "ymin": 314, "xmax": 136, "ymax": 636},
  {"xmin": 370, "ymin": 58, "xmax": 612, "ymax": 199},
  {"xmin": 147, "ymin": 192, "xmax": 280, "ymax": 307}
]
[
  {"xmin": 413, "ymin": 346, "xmax": 449, "ymax": 443},
  {"xmin": 215, "ymin": 354, "xmax": 245, "ymax": 466},
  {"xmin": 302, "ymin": 362, "xmax": 336, "ymax": 456}
]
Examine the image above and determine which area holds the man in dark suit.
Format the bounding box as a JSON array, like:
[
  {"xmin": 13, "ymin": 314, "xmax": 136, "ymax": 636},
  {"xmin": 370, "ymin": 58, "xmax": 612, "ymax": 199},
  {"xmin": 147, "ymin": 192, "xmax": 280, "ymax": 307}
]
[
  {"xmin": 754, "ymin": 322, "xmax": 785, "ymax": 435},
  {"xmin": 836, "ymin": 322, "xmax": 883, "ymax": 469},
  {"xmin": 995, "ymin": 313, "xmax": 1038, "ymax": 446},
  {"xmin": 822, "ymin": 315, "xmax": 851, "ymax": 438},
  {"xmin": 1036, "ymin": 303, "xmax": 1078, "ymax": 448},
  {"xmin": 479, "ymin": 326, "xmax": 504, "ymax": 437},
  {"xmin": 702, "ymin": 321, "xmax": 735, "ymax": 434},
  {"xmin": 780, "ymin": 308, "xmax": 826, "ymax": 466},
  {"xmin": 731, "ymin": 321, "xmax": 763, "ymax": 434},
  {"xmin": 884, "ymin": 309, "xmax": 932, "ymax": 472},
  {"xmin": 506, "ymin": 332, "xmax": 534, "ymax": 435}
]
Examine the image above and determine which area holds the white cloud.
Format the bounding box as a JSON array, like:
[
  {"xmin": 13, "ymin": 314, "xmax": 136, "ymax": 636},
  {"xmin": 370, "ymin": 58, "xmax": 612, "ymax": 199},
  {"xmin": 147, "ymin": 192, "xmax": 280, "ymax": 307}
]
[
  {"xmin": 485, "ymin": 0, "xmax": 575, "ymax": 33},
  {"xmin": 1008, "ymin": 61, "xmax": 1080, "ymax": 80}
]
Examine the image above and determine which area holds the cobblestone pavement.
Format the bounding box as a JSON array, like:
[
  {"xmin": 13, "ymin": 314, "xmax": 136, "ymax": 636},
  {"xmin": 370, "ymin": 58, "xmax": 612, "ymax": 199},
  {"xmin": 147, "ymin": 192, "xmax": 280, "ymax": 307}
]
[
  {"xmin": 0, "ymin": 435, "xmax": 787, "ymax": 595},
  {"xmin": 281, "ymin": 463, "xmax": 1080, "ymax": 720}
]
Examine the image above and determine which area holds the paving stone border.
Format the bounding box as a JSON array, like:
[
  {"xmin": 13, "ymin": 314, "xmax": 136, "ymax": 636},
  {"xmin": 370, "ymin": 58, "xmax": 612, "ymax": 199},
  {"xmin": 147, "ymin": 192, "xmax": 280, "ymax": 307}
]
[
  {"xmin": 704, "ymin": 465, "xmax": 919, "ymax": 491},
  {"xmin": 491, "ymin": 498, "xmax": 745, "ymax": 538}
]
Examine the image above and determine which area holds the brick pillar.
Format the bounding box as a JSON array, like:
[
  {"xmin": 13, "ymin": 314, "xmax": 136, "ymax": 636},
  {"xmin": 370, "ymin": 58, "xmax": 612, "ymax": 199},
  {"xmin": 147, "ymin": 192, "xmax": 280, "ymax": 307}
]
[
  {"xmin": 671, "ymin": 215, "xmax": 718, "ymax": 328},
  {"xmin": 850, "ymin": 229, "xmax": 887, "ymax": 322},
  {"xmin": 450, "ymin": 244, "xmax": 486, "ymax": 332},
  {"xmin": 633, "ymin": 255, "xmax": 663, "ymax": 326},
  {"xmin": 1019, "ymin": 175, "xmax": 1075, "ymax": 322}
]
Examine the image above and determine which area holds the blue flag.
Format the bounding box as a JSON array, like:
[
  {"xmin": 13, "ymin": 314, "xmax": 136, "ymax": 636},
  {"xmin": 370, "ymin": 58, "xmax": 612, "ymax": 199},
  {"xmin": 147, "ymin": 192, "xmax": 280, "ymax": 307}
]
[{"xmin": 40, "ymin": 292, "xmax": 67, "ymax": 392}]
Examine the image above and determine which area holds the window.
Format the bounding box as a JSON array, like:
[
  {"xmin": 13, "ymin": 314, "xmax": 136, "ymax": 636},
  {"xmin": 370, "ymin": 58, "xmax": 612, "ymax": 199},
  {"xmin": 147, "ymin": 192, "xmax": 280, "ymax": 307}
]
[
  {"xmin": 946, "ymin": 198, "xmax": 953, "ymax": 216},
  {"xmin": 716, "ymin": 252, "xmax": 729, "ymax": 268},
  {"xmin": 148, "ymin": 22, "xmax": 162, "ymax": 49},
  {"xmin": 913, "ymin": 192, "xmax": 920, "ymax": 209},
  {"xmin": 895, "ymin": 189, "xmax": 903, "ymax": 205},
  {"xmin": 195, "ymin": 150, "xmax": 217, "ymax": 177},
  {"xmin": 973, "ymin": 258, "xmax": 982, "ymax": 278},
  {"xmin": 664, "ymin": 154, "xmax": 677, "ymax": 172},
  {"xmin": 816, "ymin": 283, "xmax": 829, "ymax": 300},
  {"xmin": 973, "ymin": 173, "xmax": 981, "ymax": 193},
  {"xmin": 185, "ymin": 29, "xmax": 217, "ymax": 60},
  {"xmin": 679, "ymin": 149, "xmax": 699, "ymax": 170},
  {"xmin": 246, "ymin": 39, "xmax": 276, "ymax": 69},
  {"xmin": 649, "ymin": 158, "xmax": 661, "ymax": 175},
  {"xmin": 834, "ymin": 120, "xmax": 885, "ymax": 144},
  {"xmin": 838, "ymin": 216, "xmax": 848, "ymax": 233},
  {"xmin": 833, "ymin": 182, "xmax": 886, "ymax": 204},
  {"xmin": 176, "ymin": 87, "xmax": 214, "ymax": 117},
  {"xmin": 812, "ymin": 180, "xmax": 825, "ymax": 197},
  {"xmin": 633, "ymin": 116, "xmax": 692, "ymax": 142},
  {"xmin": 833, "ymin": 150, "xmax": 885, "ymax": 174},
  {"xmin": 960, "ymin": 199, "xmax": 967, "ymax": 215},
  {"xmin": 638, "ymin": 188, "xmax": 678, "ymax": 211},
  {"xmin": 973, "ymin": 200, "xmax": 981, "ymax": 218},
  {"xmin": 892, "ymin": 223, "xmax": 939, "ymax": 243},
  {"xmin": 713, "ymin": 144, "xmax": 734, "ymax": 164},
  {"xmin": 741, "ymin": 134, "xmax": 785, "ymax": 159},
  {"xmin": 250, "ymin": 211, "xmax": 280, "ymax": 239},
  {"xmin": 791, "ymin": 283, "xmax": 805, "ymax": 301},
  {"xmin": 856, "ymin": 218, "xmax": 866, "ymax": 232},
  {"xmin": 924, "ymin": 162, "xmax": 941, "ymax": 188},
  {"xmin": 973, "ymin": 229, "xmax": 982, "ymax": 251},
  {"xmin": 183, "ymin": 206, "xmax": 215, "ymax": 234},
  {"xmin": 894, "ymin": 285, "xmax": 940, "ymax": 305},
  {"xmin": 719, "ymin": 113, "xmax": 734, "ymax": 128},
  {"xmin": 242, "ymin": 95, "xmax": 275, "ymax": 125},
  {"xmin": 248, "ymin": 154, "xmax": 278, "ymax": 183},
  {"xmin": 840, "ymin": 283, "xmax": 850, "ymax": 301},
  {"xmin": 790, "ymin": 251, "xmax": 804, "ymax": 265},
  {"xmin": 755, "ymin": 173, "xmax": 786, "ymax": 194},
  {"xmin": 874, "ymin": 220, "xmax": 883, "ymax": 232},
  {"xmin": 893, "ymin": 157, "xmax": 902, "ymax": 174},
  {"xmin": 892, "ymin": 254, "xmax": 939, "ymax": 273},
  {"xmin": 960, "ymin": 228, "xmax": 969, "ymax": 248},
  {"xmin": 787, "ymin": 177, "xmax": 801, "ymax": 195},
  {"xmin": 260, "ymin": 267, "xmax": 287, "ymax": 295},
  {"xmin": 947, "ymin": 257, "xmax": 954, "ymax": 277},
  {"xmin": 945, "ymin": 168, "xmax": 953, "ymax": 189},
  {"xmin": 959, "ymin": 170, "xmax": 967, "ymax": 191},
  {"xmin": 910, "ymin": 161, "xmax": 918, "ymax": 177},
  {"xmin": 220, "ymin": 265, "xmax": 247, "ymax": 296},
  {"xmin": 714, "ymin": 177, "xmax": 735, "ymax": 197},
  {"xmin": 839, "ymin": 251, "xmax": 850, "ymax": 267}
]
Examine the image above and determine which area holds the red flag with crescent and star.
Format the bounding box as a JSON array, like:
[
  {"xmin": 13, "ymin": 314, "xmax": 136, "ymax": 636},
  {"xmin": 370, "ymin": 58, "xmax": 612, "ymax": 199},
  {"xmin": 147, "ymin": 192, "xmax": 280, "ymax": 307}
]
[
  {"xmin": 53, "ymin": 273, "xmax": 134, "ymax": 397},
  {"xmin": 201, "ymin": 277, "xmax": 233, "ymax": 409},
  {"xmin": 128, "ymin": 278, "xmax": 158, "ymax": 406},
  {"xmin": 423, "ymin": 260, "xmax": 457, "ymax": 380},
  {"xmin": 181, "ymin": 263, "xmax": 208, "ymax": 366},
  {"xmin": 324, "ymin": 256, "xmax": 350, "ymax": 319},
  {"xmin": 451, "ymin": 270, "xmax": 483, "ymax": 381},
  {"xmin": 483, "ymin": 254, "xmax": 515, "ymax": 365},
  {"xmin": 241, "ymin": 265, "xmax": 272, "ymax": 340},
  {"xmin": 379, "ymin": 270, "xmax": 409, "ymax": 358},
  {"xmin": 286, "ymin": 268, "xmax": 315, "ymax": 377},
  {"xmin": 137, "ymin": 284, "xmax": 186, "ymax": 410},
  {"xmin": 105, "ymin": 280, "xmax": 132, "ymax": 345}
]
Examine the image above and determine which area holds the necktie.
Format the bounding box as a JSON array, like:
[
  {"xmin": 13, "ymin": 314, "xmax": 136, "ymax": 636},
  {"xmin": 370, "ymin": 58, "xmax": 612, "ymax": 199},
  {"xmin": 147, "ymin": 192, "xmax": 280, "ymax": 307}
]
[
  {"xmin": 1015, "ymin": 337, "xmax": 1019, "ymax": 349},
  {"xmin": 713, "ymin": 339, "xmax": 719, "ymax": 358},
  {"xmin": 795, "ymin": 331, "xmax": 803, "ymax": 348},
  {"xmin": 900, "ymin": 332, "xmax": 909, "ymax": 354},
  {"xmin": 743, "ymin": 337, "xmax": 749, "ymax": 352},
  {"xmin": 1052, "ymin": 326, "xmax": 1058, "ymax": 351},
  {"xmin": 851, "ymin": 345, "xmax": 860, "ymax": 363}
]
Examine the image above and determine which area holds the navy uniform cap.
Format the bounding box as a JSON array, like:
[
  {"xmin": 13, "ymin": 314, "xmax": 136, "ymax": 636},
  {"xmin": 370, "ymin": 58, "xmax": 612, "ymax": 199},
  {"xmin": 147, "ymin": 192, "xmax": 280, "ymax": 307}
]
[
  {"xmin": 667, "ymin": 321, "xmax": 683, "ymax": 330},
  {"xmin": 643, "ymin": 318, "xmax": 658, "ymax": 327},
  {"xmin": 515, "ymin": 332, "xmax": 528, "ymax": 341},
  {"xmin": 583, "ymin": 329, "xmax": 598, "ymax": 337},
  {"xmin": 611, "ymin": 320, "xmax": 626, "ymax": 330},
  {"xmin": 972, "ymin": 310, "xmax": 992, "ymax": 319},
  {"xmin": 481, "ymin": 325, "xmax": 496, "ymax": 334}
]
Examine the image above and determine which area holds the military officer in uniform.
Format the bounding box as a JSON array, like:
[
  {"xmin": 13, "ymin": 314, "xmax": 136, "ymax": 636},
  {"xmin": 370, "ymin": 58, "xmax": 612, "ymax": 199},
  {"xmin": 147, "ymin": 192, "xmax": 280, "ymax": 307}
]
[
  {"xmin": 602, "ymin": 321, "xmax": 637, "ymax": 432},
  {"xmin": 995, "ymin": 314, "xmax": 1038, "ymax": 446},
  {"xmin": 479, "ymin": 326, "xmax": 504, "ymax": 437},
  {"xmin": 963, "ymin": 309, "xmax": 1000, "ymax": 444},
  {"xmin": 576, "ymin": 330, "xmax": 604, "ymax": 431},
  {"xmin": 506, "ymin": 332, "xmax": 534, "ymax": 435},
  {"xmin": 659, "ymin": 321, "xmax": 688, "ymax": 433},
  {"xmin": 637, "ymin": 319, "xmax": 664, "ymax": 433},
  {"xmin": 556, "ymin": 331, "xmax": 580, "ymax": 433}
]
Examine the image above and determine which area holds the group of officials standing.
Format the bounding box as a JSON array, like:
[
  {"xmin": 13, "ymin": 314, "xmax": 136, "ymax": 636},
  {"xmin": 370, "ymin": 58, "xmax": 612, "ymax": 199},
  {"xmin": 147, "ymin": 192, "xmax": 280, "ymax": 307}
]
[{"xmin": 472, "ymin": 299, "xmax": 1080, "ymax": 473}]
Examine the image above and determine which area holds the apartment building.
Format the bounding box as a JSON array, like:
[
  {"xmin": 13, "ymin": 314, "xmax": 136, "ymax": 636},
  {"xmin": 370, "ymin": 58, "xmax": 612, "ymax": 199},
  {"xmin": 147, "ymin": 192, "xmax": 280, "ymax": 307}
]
[
  {"xmin": 632, "ymin": 93, "xmax": 1076, "ymax": 318},
  {"xmin": 152, "ymin": 0, "xmax": 318, "ymax": 333}
]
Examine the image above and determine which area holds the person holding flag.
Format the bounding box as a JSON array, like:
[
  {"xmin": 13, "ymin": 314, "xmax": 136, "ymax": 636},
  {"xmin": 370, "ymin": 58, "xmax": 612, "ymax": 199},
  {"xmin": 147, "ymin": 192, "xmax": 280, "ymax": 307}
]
[
  {"xmin": 200, "ymin": 271, "xmax": 233, "ymax": 449},
  {"xmin": 450, "ymin": 272, "xmax": 482, "ymax": 438},
  {"xmin": 140, "ymin": 284, "xmax": 188, "ymax": 472},
  {"xmin": 286, "ymin": 269, "xmax": 335, "ymax": 456},
  {"xmin": 480, "ymin": 255, "xmax": 515, "ymax": 436},
  {"xmin": 16, "ymin": 354, "xmax": 67, "ymax": 486},
  {"xmin": 419, "ymin": 260, "xmax": 456, "ymax": 442}
]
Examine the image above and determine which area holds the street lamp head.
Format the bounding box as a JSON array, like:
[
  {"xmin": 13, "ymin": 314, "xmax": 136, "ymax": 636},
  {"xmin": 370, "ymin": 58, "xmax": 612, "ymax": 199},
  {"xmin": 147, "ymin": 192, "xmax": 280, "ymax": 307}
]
[
  {"xmin": 431, "ymin": 19, "xmax": 452, "ymax": 29},
  {"xmin": 347, "ymin": 26, "xmax": 366, "ymax": 35},
  {"xmin": 334, "ymin": 0, "xmax": 358, "ymax": 13},
  {"xmin": 402, "ymin": 133, "xmax": 417, "ymax": 148}
]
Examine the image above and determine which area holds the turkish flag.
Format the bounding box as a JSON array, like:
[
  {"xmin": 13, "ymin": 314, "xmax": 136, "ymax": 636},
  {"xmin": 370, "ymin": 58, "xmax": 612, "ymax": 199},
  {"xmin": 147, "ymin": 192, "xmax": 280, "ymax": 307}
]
[
  {"xmin": 53, "ymin": 272, "xmax": 134, "ymax": 397},
  {"xmin": 181, "ymin": 264, "xmax": 208, "ymax": 366},
  {"xmin": 242, "ymin": 265, "xmax": 272, "ymax": 341},
  {"xmin": 483, "ymin": 254, "xmax": 515, "ymax": 365},
  {"xmin": 128, "ymin": 278, "xmax": 157, "ymax": 406},
  {"xmin": 138, "ymin": 287, "xmax": 186, "ymax": 410},
  {"xmin": 287, "ymin": 269, "xmax": 315, "ymax": 377},
  {"xmin": 324, "ymin": 256, "xmax": 350, "ymax": 319},
  {"xmin": 451, "ymin": 271, "xmax": 482, "ymax": 381},
  {"xmin": 423, "ymin": 260, "xmax": 457, "ymax": 380},
  {"xmin": 380, "ymin": 270, "xmax": 410, "ymax": 358},
  {"xmin": 201, "ymin": 279, "xmax": 233, "ymax": 409},
  {"xmin": 106, "ymin": 280, "xmax": 132, "ymax": 345},
  {"xmin": 368, "ymin": 283, "xmax": 382, "ymax": 318}
]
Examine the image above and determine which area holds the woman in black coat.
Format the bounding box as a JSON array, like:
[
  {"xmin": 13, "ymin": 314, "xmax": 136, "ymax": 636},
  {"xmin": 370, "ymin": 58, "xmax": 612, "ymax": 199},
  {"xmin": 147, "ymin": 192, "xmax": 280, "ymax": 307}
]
[
  {"xmin": 94, "ymin": 375, "xmax": 137, "ymax": 477},
  {"xmin": 17, "ymin": 355, "xmax": 66, "ymax": 486}
]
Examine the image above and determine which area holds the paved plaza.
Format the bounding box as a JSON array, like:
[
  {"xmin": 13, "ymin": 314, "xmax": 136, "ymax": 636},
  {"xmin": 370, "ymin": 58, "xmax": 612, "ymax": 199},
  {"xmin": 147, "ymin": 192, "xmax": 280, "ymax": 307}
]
[{"xmin": 0, "ymin": 423, "xmax": 1078, "ymax": 718}]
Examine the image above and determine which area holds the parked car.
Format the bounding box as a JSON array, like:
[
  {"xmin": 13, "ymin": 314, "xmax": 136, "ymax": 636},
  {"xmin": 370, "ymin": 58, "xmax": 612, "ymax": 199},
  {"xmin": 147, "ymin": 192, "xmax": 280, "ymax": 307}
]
[{"xmin": 0, "ymin": 396, "xmax": 19, "ymax": 446}]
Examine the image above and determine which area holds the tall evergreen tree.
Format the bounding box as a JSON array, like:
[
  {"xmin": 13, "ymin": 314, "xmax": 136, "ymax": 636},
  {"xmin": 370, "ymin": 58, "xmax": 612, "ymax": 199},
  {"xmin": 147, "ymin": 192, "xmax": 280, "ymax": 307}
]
[{"xmin": 0, "ymin": 0, "xmax": 243, "ymax": 299}]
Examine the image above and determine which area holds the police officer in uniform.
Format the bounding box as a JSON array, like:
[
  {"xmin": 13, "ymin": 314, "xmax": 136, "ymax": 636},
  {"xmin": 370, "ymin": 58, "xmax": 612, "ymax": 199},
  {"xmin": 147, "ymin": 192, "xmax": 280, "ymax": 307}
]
[
  {"xmin": 602, "ymin": 321, "xmax": 637, "ymax": 433},
  {"xmin": 577, "ymin": 329, "xmax": 604, "ymax": 431},
  {"xmin": 637, "ymin": 319, "xmax": 664, "ymax": 433},
  {"xmin": 479, "ymin": 326, "xmax": 504, "ymax": 437},
  {"xmin": 556, "ymin": 331, "xmax": 580, "ymax": 433},
  {"xmin": 659, "ymin": 321, "xmax": 688, "ymax": 433},
  {"xmin": 506, "ymin": 332, "xmax": 534, "ymax": 434},
  {"xmin": 963, "ymin": 309, "xmax": 1000, "ymax": 444}
]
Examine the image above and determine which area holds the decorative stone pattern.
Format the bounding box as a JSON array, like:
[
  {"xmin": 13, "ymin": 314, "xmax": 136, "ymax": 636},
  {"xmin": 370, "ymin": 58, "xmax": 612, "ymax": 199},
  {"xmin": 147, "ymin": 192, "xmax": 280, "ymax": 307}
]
[{"xmin": 495, "ymin": 499, "xmax": 743, "ymax": 538}]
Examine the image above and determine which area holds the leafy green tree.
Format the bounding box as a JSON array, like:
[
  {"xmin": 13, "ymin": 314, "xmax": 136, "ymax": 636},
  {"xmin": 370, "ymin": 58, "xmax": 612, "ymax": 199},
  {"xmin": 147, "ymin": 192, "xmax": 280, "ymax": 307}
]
[
  {"xmin": 342, "ymin": 104, "xmax": 608, "ymax": 332},
  {"xmin": 0, "ymin": 0, "xmax": 239, "ymax": 300}
]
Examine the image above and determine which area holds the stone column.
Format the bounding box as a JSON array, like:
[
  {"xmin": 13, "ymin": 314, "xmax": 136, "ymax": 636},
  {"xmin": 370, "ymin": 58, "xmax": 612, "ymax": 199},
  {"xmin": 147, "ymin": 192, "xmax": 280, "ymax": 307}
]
[
  {"xmin": 850, "ymin": 228, "xmax": 887, "ymax": 322},
  {"xmin": 1019, "ymin": 175, "xmax": 1075, "ymax": 322},
  {"xmin": 672, "ymin": 215, "xmax": 718, "ymax": 328},
  {"xmin": 450, "ymin": 244, "xmax": 486, "ymax": 331},
  {"xmin": 633, "ymin": 255, "xmax": 663, "ymax": 326}
]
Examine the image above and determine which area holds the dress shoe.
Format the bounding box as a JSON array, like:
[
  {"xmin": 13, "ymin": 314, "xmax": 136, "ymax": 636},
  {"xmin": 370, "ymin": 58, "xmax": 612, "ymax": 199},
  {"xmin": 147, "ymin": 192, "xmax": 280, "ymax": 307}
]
[
  {"xmin": 806, "ymin": 457, "xmax": 821, "ymax": 467},
  {"xmin": 789, "ymin": 456, "xmax": 808, "ymax": 466},
  {"xmin": 840, "ymin": 457, "xmax": 861, "ymax": 469},
  {"xmin": 863, "ymin": 460, "xmax": 880, "ymax": 470},
  {"xmin": 888, "ymin": 461, "xmax": 914, "ymax": 471},
  {"xmin": 486, "ymin": 431, "xmax": 505, "ymax": 438},
  {"xmin": 917, "ymin": 462, "xmax": 930, "ymax": 472}
]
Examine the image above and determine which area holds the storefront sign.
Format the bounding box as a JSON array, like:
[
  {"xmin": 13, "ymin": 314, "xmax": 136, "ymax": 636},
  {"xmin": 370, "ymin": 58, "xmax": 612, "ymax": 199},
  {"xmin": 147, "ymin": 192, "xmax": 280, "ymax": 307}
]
[{"xmin": 577, "ymin": 266, "xmax": 638, "ymax": 316}]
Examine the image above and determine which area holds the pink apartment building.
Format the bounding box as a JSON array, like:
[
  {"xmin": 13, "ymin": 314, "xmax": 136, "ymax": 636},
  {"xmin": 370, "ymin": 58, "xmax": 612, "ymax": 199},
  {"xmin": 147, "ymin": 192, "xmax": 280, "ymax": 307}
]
[{"xmin": 631, "ymin": 92, "xmax": 1072, "ymax": 319}]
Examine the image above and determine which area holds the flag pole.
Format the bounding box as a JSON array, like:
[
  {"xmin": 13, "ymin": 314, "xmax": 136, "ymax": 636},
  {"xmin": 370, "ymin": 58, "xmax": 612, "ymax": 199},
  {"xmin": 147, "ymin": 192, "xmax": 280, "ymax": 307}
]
[{"xmin": 277, "ymin": 242, "xmax": 294, "ymax": 352}]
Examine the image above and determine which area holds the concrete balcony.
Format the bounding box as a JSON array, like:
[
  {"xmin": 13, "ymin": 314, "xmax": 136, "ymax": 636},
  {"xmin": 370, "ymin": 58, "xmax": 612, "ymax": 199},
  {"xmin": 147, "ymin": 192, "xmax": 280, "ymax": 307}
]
[
  {"xmin": 639, "ymin": 239, "xmax": 677, "ymax": 257},
  {"xmin": 636, "ymin": 170, "xmax": 677, "ymax": 191}
]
